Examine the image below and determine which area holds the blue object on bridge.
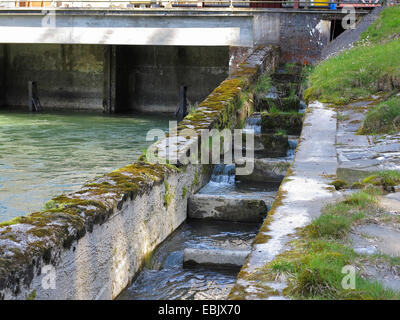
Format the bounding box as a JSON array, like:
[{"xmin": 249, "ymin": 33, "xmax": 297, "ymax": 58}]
[{"xmin": 329, "ymin": 3, "xmax": 337, "ymax": 10}]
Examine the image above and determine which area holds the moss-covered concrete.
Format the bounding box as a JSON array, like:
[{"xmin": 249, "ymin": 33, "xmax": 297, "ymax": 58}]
[
  {"xmin": 261, "ymin": 112, "xmax": 304, "ymax": 135},
  {"xmin": 0, "ymin": 45, "xmax": 279, "ymax": 300}
]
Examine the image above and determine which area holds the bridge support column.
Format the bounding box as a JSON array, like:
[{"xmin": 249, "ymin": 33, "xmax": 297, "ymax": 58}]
[
  {"xmin": 103, "ymin": 45, "xmax": 117, "ymax": 113},
  {"xmin": 0, "ymin": 44, "xmax": 6, "ymax": 108}
]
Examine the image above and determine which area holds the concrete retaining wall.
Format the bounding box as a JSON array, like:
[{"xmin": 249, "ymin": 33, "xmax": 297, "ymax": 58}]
[
  {"xmin": 3, "ymin": 44, "xmax": 104, "ymax": 111},
  {"xmin": 0, "ymin": 44, "xmax": 5, "ymax": 107},
  {"xmin": 0, "ymin": 44, "xmax": 229, "ymax": 113},
  {"xmin": 0, "ymin": 45, "xmax": 278, "ymax": 300},
  {"xmin": 116, "ymin": 46, "xmax": 229, "ymax": 113}
]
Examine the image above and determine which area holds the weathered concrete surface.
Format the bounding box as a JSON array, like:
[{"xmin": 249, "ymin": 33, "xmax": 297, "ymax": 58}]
[
  {"xmin": 229, "ymin": 101, "xmax": 339, "ymax": 299},
  {"xmin": 1, "ymin": 44, "xmax": 104, "ymax": 111},
  {"xmin": 0, "ymin": 44, "xmax": 229, "ymax": 112},
  {"xmin": 261, "ymin": 112, "xmax": 303, "ymax": 135},
  {"xmin": 0, "ymin": 46, "xmax": 278, "ymax": 300},
  {"xmin": 335, "ymin": 97, "xmax": 400, "ymax": 181},
  {"xmin": 188, "ymin": 194, "xmax": 270, "ymax": 222},
  {"xmin": 236, "ymin": 158, "xmax": 290, "ymax": 183},
  {"xmin": 244, "ymin": 134, "xmax": 289, "ymax": 158},
  {"xmin": 0, "ymin": 9, "xmax": 362, "ymax": 63},
  {"xmin": 116, "ymin": 46, "xmax": 228, "ymax": 113},
  {"xmin": 184, "ymin": 248, "xmax": 250, "ymax": 269},
  {"xmin": 0, "ymin": 44, "xmax": 5, "ymax": 107}
]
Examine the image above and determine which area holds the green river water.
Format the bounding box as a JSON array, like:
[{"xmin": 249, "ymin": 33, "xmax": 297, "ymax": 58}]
[{"xmin": 0, "ymin": 111, "xmax": 170, "ymax": 222}]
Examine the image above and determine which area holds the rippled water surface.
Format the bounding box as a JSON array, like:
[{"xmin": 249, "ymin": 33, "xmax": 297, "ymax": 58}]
[
  {"xmin": 0, "ymin": 111, "xmax": 170, "ymax": 221},
  {"xmin": 118, "ymin": 220, "xmax": 259, "ymax": 300}
]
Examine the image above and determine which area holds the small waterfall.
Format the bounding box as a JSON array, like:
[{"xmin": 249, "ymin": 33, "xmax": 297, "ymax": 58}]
[
  {"xmin": 243, "ymin": 115, "xmax": 261, "ymax": 134},
  {"xmin": 298, "ymin": 101, "xmax": 307, "ymax": 114},
  {"xmin": 287, "ymin": 138, "xmax": 298, "ymax": 158},
  {"xmin": 210, "ymin": 164, "xmax": 236, "ymax": 184}
]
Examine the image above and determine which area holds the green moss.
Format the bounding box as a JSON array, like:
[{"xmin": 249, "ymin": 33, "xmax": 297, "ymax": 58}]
[
  {"xmin": 351, "ymin": 182, "xmax": 364, "ymax": 189},
  {"xmin": 331, "ymin": 179, "xmax": 347, "ymax": 190},
  {"xmin": 26, "ymin": 290, "xmax": 37, "ymax": 300},
  {"xmin": 193, "ymin": 171, "xmax": 199, "ymax": 187},
  {"xmin": 261, "ymin": 111, "xmax": 303, "ymax": 135},
  {"xmin": 181, "ymin": 186, "xmax": 188, "ymax": 199},
  {"xmin": 163, "ymin": 180, "xmax": 173, "ymax": 210},
  {"xmin": 359, "ymin": 97, "xmax": 400, "ymax": 134},
  {"xmin": 361, "ymin": 170, "xmax": 400, "ymax": 189}
]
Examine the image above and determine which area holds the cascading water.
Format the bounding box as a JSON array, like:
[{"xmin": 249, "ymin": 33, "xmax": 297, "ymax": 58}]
[
  {"xmin": 210, "ymin": 164, "xmax": 236, "ymax": 184},
  {"xmin": 243, "ymin": 115, "xmax": 261, "ymax": 134},
  {"xmin": 287, "ymin": 137, "xmax": 298, "ymax": 158}
]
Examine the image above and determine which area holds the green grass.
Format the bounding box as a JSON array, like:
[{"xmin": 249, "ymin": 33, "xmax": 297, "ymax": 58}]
[
  {"xmin": 305, "ymin": 191, "xmax": 376, "ymax": 239},
  {"xmin": 260, "ymin": 189, "xmax": 400, "ymax": 299},
  {"xmin": 305, "ymin": 7, "xmax": 400, "ymax": 104},
  {"xmin": 255, "ymin": 74, "xmax": 272, "ymax": 95},
  {"xmin": 359, "ymin": 96, "xmax": 400, "ymax": 134},
  {"xmin": 358, "ymin": 6, "xmax": 400, "ymax": 45},
  {"xmin": 361, "ymin": 170, "xmax": 400, "ymax": 187},
  {"xmin": 305, "ymin": 39, "xmax": 400, "ymax": 104}
]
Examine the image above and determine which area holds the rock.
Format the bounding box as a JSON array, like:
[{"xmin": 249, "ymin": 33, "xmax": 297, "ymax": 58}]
[
  {"xmin": 188, "ymin": 194, "xmax": 269, "ymax": 222},
  {"xmin": 183, "ymin": 248, "xmax": 250, "ymax": 268}
]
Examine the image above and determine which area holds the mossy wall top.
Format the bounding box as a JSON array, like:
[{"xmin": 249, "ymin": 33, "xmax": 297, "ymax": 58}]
[{"xmin": 0, "ymin": 46, "xmax": 279, "ymax": 299}]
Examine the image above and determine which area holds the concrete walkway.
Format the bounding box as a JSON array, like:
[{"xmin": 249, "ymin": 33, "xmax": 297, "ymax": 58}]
[{"xmin": 229, "ymin": 101, "xmax": 339, "ymax": 299}]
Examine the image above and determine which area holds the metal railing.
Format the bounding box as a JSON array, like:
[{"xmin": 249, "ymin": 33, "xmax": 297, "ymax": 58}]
[{"xmin": 0, "ymin": 0, "xmax": 386, "ymax": 9}]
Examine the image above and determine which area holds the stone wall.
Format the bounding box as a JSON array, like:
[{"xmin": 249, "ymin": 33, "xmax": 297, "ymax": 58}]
[
  {"xmin": 279, "ymin": 13, "xmax": 331, "ymax": 65},
  {"xmin": 0, "ymin": 46, "xmax": 278, "ymax": 300},
  {"xmin": 115, "ymin": 46, "xmax": 229, "ymax": 113}
]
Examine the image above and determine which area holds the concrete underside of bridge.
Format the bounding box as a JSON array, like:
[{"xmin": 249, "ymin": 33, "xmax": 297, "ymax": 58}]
[
  {"xmin": 0, "ymin": 43, "xmax": 230, "ymax": 112},
  {"xmin": 0, "ymin": 9, "xmax": 366, "ymax": 112}
]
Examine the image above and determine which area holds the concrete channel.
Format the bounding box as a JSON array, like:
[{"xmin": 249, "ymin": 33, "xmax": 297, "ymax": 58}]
[{"xmin": 117, "ymin": 63, "xmax": 307, "ymax": 300}]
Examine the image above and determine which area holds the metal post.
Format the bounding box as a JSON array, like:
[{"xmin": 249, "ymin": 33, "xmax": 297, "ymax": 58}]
[
  {"xmin": 28, "ymin": 81, "xmax": 33, "ymax": 112},
  {"xmin": 176, "ymin": 85, "xmax": 188, "ymax": 122}
]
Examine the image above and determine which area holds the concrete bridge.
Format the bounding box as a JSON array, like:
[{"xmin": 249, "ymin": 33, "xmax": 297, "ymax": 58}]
[
  {"xmin": 0, "ymin": 6, "xmax": 369, "ymax": 47},
  {"xmin": 0, "ymin": 4, "xmax": 370, "ymax": 113}
]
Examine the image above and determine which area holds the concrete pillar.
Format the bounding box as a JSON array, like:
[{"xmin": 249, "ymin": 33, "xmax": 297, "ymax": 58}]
[
  {"xmin": 0, "ymin": 44, "xmax": 7, "ymax": 108},
  {"xmin": 103, "ymin": 45, "xmax": 117, "ymax": 113}
]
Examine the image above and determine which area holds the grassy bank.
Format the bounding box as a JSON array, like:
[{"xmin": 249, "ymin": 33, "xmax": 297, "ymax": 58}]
[
  {"xmin": 256, "ymin": 188, "xmax": 400, "ymax": 300},
  {"xmin": 305, "ymin": 6, "xmax": 400, "ymax": 105},
  {"xmin": 359, "ymin": 96, "xmax": 400, "ymax": 134}
]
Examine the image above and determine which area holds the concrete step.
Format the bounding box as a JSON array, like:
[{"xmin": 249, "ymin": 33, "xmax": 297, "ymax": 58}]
[
  {"xmin": 236, "ymin": 158, "xmax": 291, "ymax": 184},
  {"xmin": 183, "ymin": 248, "xmax": 250, "ymax": 269},
  {"xmin": 242, "ymin": 133, "xmax": 289, "ymax": 158},
  {"xmin": 188, "ymin": 193, "xmax": 272, "ymax": 222},
  {"xmin": 261, "ymin": 112, "xmax": 303, "ymax": 135}
]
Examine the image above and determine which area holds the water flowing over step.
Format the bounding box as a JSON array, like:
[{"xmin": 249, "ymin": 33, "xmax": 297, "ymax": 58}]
[
  {"xmin": 188, "ymin": 164, "xmax": 277, "ymax": 222},
  {"xmin": 117, "ymin": 220, "xmax": 258, "ymax": 300}
]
